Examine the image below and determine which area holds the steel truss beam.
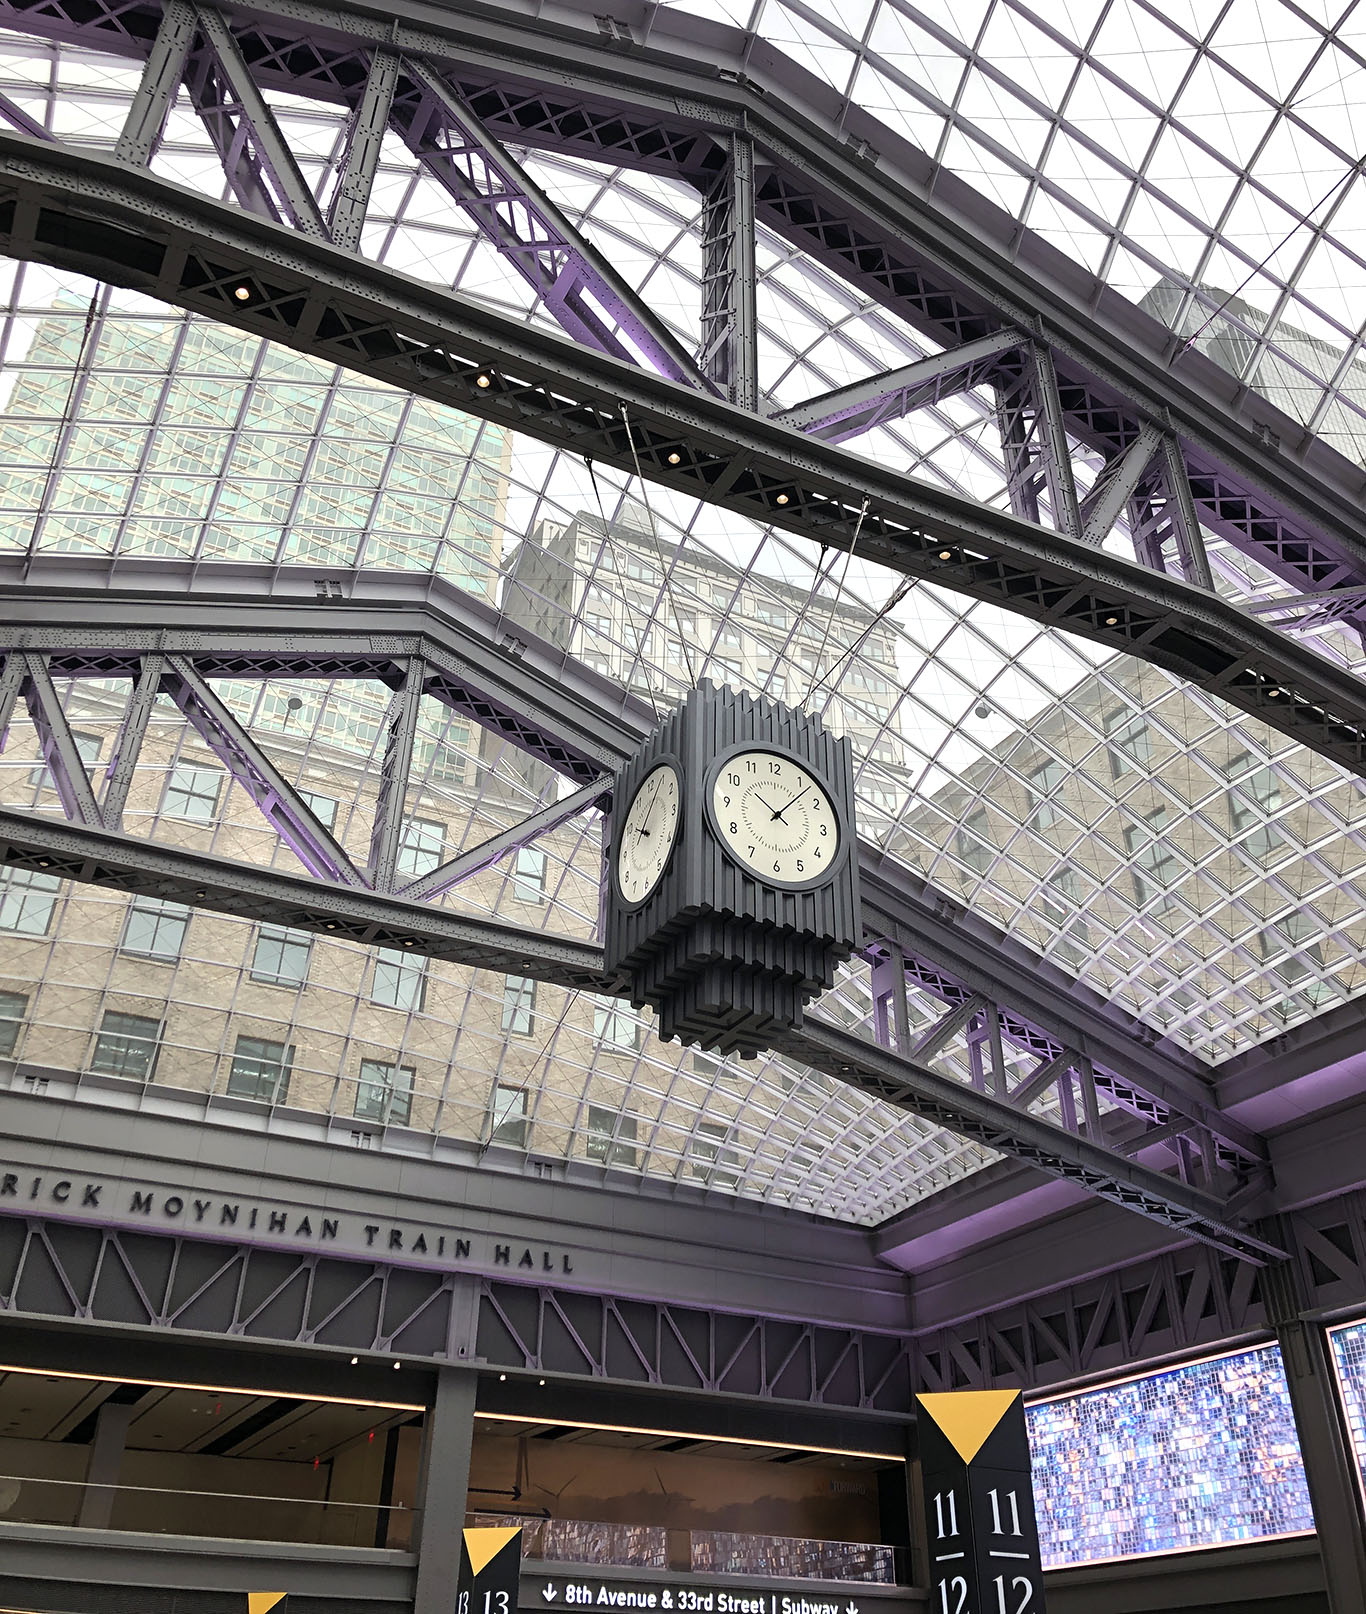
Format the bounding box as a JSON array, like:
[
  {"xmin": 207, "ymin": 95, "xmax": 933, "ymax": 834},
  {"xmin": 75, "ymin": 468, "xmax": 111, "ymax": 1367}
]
[
  {"xmin": 0, "ymin": 565, "xmax": 1259, "ymax": 1174},
  {"xmin": 0, "ymin": 803, "xmax": 1280, "ymax": 1263},
  {"xmin": 1, "ymin": 142, "xmax": 1366, "ymax": 781},
  {"xmin": 392, "ymin": 58, "xmax": 710, "ymax": 389},
  {"xmin": 1, "ymin": 0, "xmax": 1364, "ymax": 650},
  {"xmin": 775, "ymin": 330, "xmax": 1025, "ymax": 440},
  {"xmin": 0, "ymin": 572, "xmax": 1275, "ymax": 1260}
]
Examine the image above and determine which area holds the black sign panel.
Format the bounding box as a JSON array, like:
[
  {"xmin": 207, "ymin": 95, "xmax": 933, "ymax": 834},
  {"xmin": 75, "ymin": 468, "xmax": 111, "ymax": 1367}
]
[
  {"xmin": 459, "ymin": 1526, "xmax": 524, "ymax": 1614},
  {"xmin": 915, "ymin": 1391, "xmax": 1046, "ymax": 1614}
]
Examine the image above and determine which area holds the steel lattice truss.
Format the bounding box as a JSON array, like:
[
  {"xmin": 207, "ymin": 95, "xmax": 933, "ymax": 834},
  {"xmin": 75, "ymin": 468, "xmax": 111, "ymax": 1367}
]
[{"xmin": 0, "ymin": 0, "xmax": 1357, "ymax": 1251}]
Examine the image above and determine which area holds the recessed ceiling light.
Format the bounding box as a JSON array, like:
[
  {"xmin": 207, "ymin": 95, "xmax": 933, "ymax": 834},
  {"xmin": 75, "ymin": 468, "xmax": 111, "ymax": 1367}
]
[{"xmin": 232, "ymin": 285, "xmax": 251, "ymax": 302}]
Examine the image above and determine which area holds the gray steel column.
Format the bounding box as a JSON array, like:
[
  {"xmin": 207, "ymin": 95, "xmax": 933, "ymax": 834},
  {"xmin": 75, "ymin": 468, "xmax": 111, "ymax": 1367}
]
[
  {"xmin": 413, "ymin": 1366, "xmax": 478, "ymax": 1614},
  {"xmin": 1265, "ymin": 1248, "xmax": 1366, "ymax": 1613},
  {"xmin": 699, "ymin": 131, "xmax": 759, "ymax": 410},
  {"xmin": 77, "ymin": 1399, "xmax": 136, "ymax": 1529}
]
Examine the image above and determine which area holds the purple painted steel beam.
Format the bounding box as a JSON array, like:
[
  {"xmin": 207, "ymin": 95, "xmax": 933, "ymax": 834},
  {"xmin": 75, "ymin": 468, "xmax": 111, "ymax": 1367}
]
[
  {"xmin": 19, "ymin": 652, "xmax": 98, "ymax": 825},
  {"xmin": 161, "ymin": 654, "xmax": 367, "ymax": 886},
  {"xmin": 393, "ymin": 57, "xmax": 714, "ymax": 391},
  {"xmin": 0, "ymin": 88, "xmax": 51, "ymax": 143},
  {"xmin": 100, "ymin": 653, "xmax": 165, "ymax": 831},
  {"xmin": 398, "ymin": 778, "xmax": 605, "ymax": 902},
  {"xmin": 776, "ymin": 330, "xmax": 1026, "ymax": 441}
]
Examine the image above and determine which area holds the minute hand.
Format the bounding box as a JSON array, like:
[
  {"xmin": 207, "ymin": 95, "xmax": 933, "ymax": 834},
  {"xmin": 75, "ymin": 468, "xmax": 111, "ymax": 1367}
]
[{"xmin": 771, "ymin": 784, "xmax": 814, "ymax": 821}]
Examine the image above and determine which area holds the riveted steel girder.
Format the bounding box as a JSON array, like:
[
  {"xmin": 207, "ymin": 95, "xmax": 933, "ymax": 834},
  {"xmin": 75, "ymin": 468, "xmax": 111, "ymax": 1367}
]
[
  {"xmin": 0, "ymin": 139, "xmax": 1364, "ymax": 779},
  {"xmin": 0, "ymin": 561, "xmax": 1256, "ymax": 1163},
  {"xmin": 0, "ymin": 803, "xmax": 1282, "ymax": 1263}
]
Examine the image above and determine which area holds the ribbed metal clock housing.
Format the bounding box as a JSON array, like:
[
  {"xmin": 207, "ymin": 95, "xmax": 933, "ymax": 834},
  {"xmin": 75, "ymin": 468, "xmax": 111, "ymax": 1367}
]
[{"xmin": 604, "ymin": 682, "xmax": 860, "ymax": 1054}]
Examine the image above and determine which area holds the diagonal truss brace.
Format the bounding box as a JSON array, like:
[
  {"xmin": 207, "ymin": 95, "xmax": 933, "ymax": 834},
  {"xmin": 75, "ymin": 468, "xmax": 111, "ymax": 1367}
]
[
  {"xmin": 115, "ymin": 0, "xmax": 196, "ymax": 167},
  {"xmin": 1078, "ymin": 421, "xmax": 1165, "ymax": 548},
  {"xmin": 189, "ymin": 3, "xmax": 327, "ymax": 237},
  {"xmin": 368, "ymin": 659, "xmax": 423, "ymax": 892},
  {"xmin": 776, "ymin": 330, "xmax": 1025, "ymax": 440},
  {"xmin": 100, "ymin": 653, "xmax": 165, "ymax": 830},
  {"xmin": 329, "ymin": 46, "xmax": 398, "ymax": 253},
  {"xmin": 0, "ymin": 805, "xmax": 1285, "ymax": 1265},
  {"xmin": 18, "ymin": 652, "xmax": 98, "ymax": 824},
  {"xmin": 395, "ymin": 58, "xmax": 710, "ymax": 390},
  {"xmin": 161, "ymin": 655, "xmax": 365, "ymax": 885},
  {"xmin": 398, "ymin": 779, "xmax": 606, "ymax": 902}
]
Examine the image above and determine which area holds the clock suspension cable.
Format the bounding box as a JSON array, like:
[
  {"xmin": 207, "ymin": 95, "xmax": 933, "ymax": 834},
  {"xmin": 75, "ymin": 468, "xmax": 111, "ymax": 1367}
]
[
  {"xmin": 809, "ymin": 575, "xmax": 916, "ymax": 703},
  {"xmin": 802, "ymin": 496, "xmax": 870, "ymax": 704},
  {"xmin": 583, "ymin": 452, "xmax": 663, "ymax": 720},
  {"xmin": 619, "ymin": 401, "xmax": 699, "ymax": 688}
]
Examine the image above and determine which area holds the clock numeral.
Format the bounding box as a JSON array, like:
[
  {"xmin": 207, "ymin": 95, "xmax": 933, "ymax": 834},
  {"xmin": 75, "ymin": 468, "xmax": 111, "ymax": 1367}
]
[
  {"xmin": 729, "ymin": 821, "xmax": 737, "ymax": 834},
  {"xmin": 774, "ymin": 861, "xmax": 782, "ymax": 873},
  {"xmin": 796, "ymin": 860, "xmax": 803, "ymax": 873}
]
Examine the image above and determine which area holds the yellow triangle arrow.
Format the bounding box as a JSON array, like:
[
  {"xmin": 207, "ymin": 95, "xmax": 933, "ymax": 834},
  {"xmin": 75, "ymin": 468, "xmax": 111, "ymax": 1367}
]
[
  {"xmin": 916, "ymin": 1390, "xmax": 1021, "ymax": 1466},
  {"xmin": 247, "ymin": 1596, "xmax": 287, "ymax": 1614},
  {"xmin": 465, "ymin": 1525, "xmax": 521, "ymax": 1577}
]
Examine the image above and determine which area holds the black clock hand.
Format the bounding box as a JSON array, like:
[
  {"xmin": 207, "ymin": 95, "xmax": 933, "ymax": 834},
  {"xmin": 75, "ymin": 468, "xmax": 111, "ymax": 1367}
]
[{"xmin": 771, "ymin": 783, "xmax": 814, "ymax": 821}]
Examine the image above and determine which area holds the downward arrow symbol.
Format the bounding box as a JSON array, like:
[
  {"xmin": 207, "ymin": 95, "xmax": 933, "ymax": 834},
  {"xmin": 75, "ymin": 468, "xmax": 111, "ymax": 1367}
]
[
  {"xmin": 845, "ymin": 1603, "xmax": 858, "ymax": 1613},
  {"xmin": 543, "ymin": 1588, "xmax": 559, "ymax": 1603}
]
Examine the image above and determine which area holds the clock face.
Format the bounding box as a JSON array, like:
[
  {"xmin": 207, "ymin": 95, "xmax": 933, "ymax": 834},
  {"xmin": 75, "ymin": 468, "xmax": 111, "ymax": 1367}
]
[
  {"xmin": 711, "ymin": 749, "xmax": 841, "ymax": 885},
  {"xmin": 616, "ymin": 763, "xmax": 681, "ymax": 904}
]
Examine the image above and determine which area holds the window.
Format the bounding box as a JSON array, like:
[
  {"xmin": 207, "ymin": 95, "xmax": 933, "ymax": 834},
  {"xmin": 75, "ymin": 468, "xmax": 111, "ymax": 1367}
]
[
  {"xmin": 120, "ymin": 897, "xmax": 190, "ymax": 961},
  {"xmin": 30, "ymin": 729, "xmax": 102, "ymax": 790},
  {"xmin": 227, "ymin": 1035, "xmax": 293, "ymax": 1104},
  {"xmin": 91, "ymin": 1011, "xmax": 162, "ymax": 1081},
  {"xmin": 372, "ymin": 946, "xmax": 426, "ymax": 1011},
  {"xmin": 1124, "ymin": 816, "xmax": 1180, "ymax": 909},
  {"xmin": 355, "ymin": 1058, "xmax": 414, "ymax": 1126},
  {"xmin": 594, "ymin": 998, "xmax": 641, "ymax": 1051},
  {"xmin": 587, "ymin": 1105, "xmax": 639, "ymax": 1167},
  {"xmin": 1029, "ymin": 757, "xmax": 1066, "ymax": 829},
  {"xmin": 298, "ymin": 789, "xmax": 338, "ymax": 831},
  {"xmin": 163, "ymin": 763, "xmax": 223, "ymax": 822},
  {"xmin": 501, "ymin": 975, "xmax": 536, "ymax": 1037},
  {"xmin": 397, "ymin": 815, "xmax": 444, "ymax": 877},
  {"xmin": 0, "ymin": 869, "xmax": 61, "ymax": 935},
  {"xmin": 1104, "ymin": 709, "xmax": 1152, "ymax": 778},
  {"xmin": 251, "ymin": 925, "xmax": 312, "ymax": 987},
  {"xmin": 489, "ymin": 1082, "xmax": 528, "ymax": 1147},
  {"xmin": 691, "ymin": 1120, "xmax": 740, "ymax": 1187},
  {"xmin": 954, "ymin": 807, "xmax": 994, "ymax": 874},
  {"xmin": 0, "ymin": 990, "xmax": 26, "ymax": 1057},
  {"xmin": 1229, "ymin": 761, "xmax": 1285, "ymax": 862},
  {"xmin": 513, "ymin": 846, "xmax": 547, "ymax": 905}
]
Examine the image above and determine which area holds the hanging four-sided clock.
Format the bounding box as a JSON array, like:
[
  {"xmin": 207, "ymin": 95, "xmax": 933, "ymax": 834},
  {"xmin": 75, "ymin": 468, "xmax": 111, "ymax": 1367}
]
[{"xmin": 604, "ymin": 681, "xmax": 861, "ymax": 1056}]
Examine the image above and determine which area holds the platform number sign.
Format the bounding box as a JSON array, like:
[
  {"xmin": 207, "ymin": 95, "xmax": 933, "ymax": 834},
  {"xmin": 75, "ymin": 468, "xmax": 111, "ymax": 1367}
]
[
  {"xmin": 458, "ymin": 1526, "xmax": 522, "ymax": 1614},
  {"xmin": 916, "ymin": 1391, "xmax": 1046, "ymax": 1614}
]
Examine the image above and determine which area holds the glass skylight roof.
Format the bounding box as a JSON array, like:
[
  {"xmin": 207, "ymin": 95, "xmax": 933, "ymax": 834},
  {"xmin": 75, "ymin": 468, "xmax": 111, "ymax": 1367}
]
[{"xmin": 0, "ymin": 3, "xmax": 1360, "ymax": 1223}]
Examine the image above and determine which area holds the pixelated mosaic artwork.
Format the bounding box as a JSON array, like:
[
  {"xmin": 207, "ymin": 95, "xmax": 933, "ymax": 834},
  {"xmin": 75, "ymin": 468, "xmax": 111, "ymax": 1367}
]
[{"xmin": 1026, "ymin": 1343, "xmax": 1316, "ymax": 1567}]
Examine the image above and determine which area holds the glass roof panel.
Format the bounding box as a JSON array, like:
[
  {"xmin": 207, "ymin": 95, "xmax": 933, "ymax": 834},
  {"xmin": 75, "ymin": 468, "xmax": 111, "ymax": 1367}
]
[{"xmin": 0, "ymin": 8, "xmax": 1360, "ymax": 1219}]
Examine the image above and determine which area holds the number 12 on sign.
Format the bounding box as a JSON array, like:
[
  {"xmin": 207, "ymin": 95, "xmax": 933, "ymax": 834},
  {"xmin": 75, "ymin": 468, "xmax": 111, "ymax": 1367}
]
[{"xmin": 935, "ymin": 1575, "xmax": 1036, "ymax": 1614}]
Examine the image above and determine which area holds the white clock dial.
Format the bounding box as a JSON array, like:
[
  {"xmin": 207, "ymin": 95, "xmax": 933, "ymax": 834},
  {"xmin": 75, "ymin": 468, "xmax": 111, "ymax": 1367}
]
[
  {"xmin": 712, "ymin": 750, "xmax": 841, "ymax": 885},
  {"xmin": 616, "ymin": 763, "xmax": 681, "ymax": 903}
]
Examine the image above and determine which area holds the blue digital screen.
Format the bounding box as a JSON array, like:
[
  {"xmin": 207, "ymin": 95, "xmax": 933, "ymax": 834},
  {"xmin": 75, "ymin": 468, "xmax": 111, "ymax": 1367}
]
[
  {"xmin": 1026, "ymin": 1344, "xmax": 1314, "ymax": 1566},
  {"xmin": 1329, "ymin": 1317, "xmax": 1366, "ymax": 1499}
]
